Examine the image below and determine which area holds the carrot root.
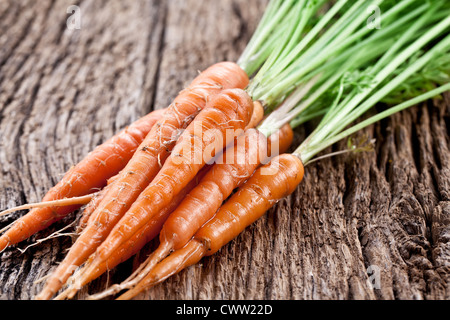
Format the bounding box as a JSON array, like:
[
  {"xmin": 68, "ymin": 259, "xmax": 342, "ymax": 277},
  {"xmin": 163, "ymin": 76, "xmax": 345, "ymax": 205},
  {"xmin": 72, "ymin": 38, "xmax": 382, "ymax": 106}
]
[
  {"xmin": 17, "ymin": 220, "xmax": 78, "ymax": 254},
  {"xmin": 117, "ymin": 240, "xmax": 206, "ymax": 300},
  {"xmin": 87, "ymin": 241, "xmax": 171, "ymax": 300},
  {"xmin": 0, "ymin": 194, "xmax": 97, "ymax": 218}
]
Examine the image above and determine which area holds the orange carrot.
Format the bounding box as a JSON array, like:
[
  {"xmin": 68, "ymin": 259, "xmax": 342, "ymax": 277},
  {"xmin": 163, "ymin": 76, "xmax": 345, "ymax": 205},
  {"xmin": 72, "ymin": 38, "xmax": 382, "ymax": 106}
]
[
  {"xmin": 72, "ymin": 88, "xmax": 253, "ymax": 293},
  {"xmin": 99, "ymin": 88, "xmax": 253, "ymax": 258},
  {"xmin": 75, "ymin": 193, "xmax": 107, "ymax": 235},
  {"xmin": 267, "ymin": 123, "xmax": 294, "ymax": 158},
  {"xmin": 0, "ymin": 109, "xmax": 165, "ymax": 252},
  {"xmin": 158, "ymin": 129, "xmax": 267, "ymax": 252},
  {"xmin": 246, "ymin": 101, "xmax": 265, "ymax": 130},
  {"xmin": 35, "ymin": 63, "xmax": 249, "ymax": 300},
  {"xmin": 83, "ymin": 128, "xmax": 269, "ymax": 299},
  {"xmin": 75, "ymin": 173, "xmax": 119, "ymax": 234},
  {"xmin": 56, "ymin": 165, "xmax": 211, "ymax": 300},
  {"xmin": 63, "ymin": 122, "xmax": 294, "ymax": 300},
  {"xmin": 117, "ymin": 153, "xmax": 304, "ymax": 300}
]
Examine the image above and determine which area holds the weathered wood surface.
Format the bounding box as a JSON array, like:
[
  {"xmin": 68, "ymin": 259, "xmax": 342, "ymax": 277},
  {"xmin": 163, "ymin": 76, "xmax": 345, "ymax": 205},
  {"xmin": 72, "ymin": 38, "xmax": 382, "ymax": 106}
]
[{"xmin": 0, "ymin": 0, "xmax": 449, "ymax": 300}]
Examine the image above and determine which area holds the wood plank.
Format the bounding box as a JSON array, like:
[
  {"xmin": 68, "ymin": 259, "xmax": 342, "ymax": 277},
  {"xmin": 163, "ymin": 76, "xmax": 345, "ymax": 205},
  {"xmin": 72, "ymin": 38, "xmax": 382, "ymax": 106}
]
[{"xmin": 0, "ymin": 0, "xmax": 449, "ymax": 300}]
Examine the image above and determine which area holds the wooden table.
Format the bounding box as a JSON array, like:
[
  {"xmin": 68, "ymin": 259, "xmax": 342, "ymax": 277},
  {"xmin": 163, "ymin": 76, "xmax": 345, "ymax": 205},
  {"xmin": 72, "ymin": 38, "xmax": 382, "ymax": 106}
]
[{"xmin": 0, "ymin": 0, "xmax": 449, "ymax": 300}]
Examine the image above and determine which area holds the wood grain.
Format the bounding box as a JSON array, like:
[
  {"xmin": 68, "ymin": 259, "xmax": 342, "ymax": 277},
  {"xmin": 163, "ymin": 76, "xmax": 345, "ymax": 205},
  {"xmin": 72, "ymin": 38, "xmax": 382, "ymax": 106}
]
[{"xmin": 0, "ymin": 0, "xmax": 449, "ymax": 300}]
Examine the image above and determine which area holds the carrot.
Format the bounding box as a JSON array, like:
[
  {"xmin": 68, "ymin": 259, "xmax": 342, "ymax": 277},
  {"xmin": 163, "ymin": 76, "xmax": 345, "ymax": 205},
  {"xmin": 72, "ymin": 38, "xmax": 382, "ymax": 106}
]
[
  {"xmin": 63, "ymin": 88, "xmax": 254, "ymax": 297},
  {"xmin": 117, "ymin": 240, "xmax": 205, "ymax": 300},
  {"xmin": 156, "ymin": 127, "xmax": 290, "ymax": 255},
  {"xmin": 35, "ymin": 64, "xmax": 249, "ymax": 300},
  {"xmin": 62, "ymin": 121, "xmax": 294, "ymax": 300},
  {"xmin": 245, "ymin": 101, "xmax": 265, "ymax": 130},
  {"xmin": 59, "ymin": 110, "xmax": 274, "ymax": 295},
  {"xmin": 82, "ymin": 128, "xmax": 268, "ymax": 298},
  {"xmin": 116, "ymin": 153, "xmax": 304, "ymax": 300},
  {"xmin": 99, "ymin": 88, "xmax": 253, "ymax": 257},
  {"xmin": 75, "ymin": 193, "xmax": 108, "ymax": 234},
  {"xmin": 267, "ymin": 123, "xmax": 294, "ymax": 158},
  {"xmin": 75, "ymin": 173, "xmax": 119, "ymax": 234},
  {"xmin": 0, "ymin": 109, "xmax": 165, "ymax": 252},
  {"xmin": 55, "ymin": 165, "xmax": 211, "ymax": 300},
  {"xmin": 64, "ymin": 122, "xmax": 293, "ymax": 300},
  {"xmin": 58, "ymin": 73, "xmax": 261, "ymax": 300}
]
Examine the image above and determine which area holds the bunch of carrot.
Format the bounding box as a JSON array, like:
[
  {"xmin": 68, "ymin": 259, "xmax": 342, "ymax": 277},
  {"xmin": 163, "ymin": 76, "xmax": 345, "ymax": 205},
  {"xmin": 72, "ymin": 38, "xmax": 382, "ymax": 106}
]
[
  {"xmin": 88, "ymin": 0, "xmax": 450, "ymax": 300},
  {"xmin": 0, "ymin": 0, "xmax": 449, "ymax": 300}
]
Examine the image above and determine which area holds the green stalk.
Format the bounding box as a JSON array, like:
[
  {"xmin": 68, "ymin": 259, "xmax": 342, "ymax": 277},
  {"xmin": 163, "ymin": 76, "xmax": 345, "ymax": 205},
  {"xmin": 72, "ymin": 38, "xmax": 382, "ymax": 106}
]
[
  {"xmin": 276, "ymin": 0, "xmax": 323, "ymax": 63},
  {"xmin": 242, "ymin": 0, "xmax": 449, "ymax": 154},
  {"xmin": 296, "ymin": 83, "xmax": 450, "ymax": 164},
  {"xmin": 306, "ymin": 12, "xmax": 450, "ymax": 147},
  {"xmin": 246, "ymin": 0, "xmax": 354, "ymax": 101},
  {"xmin": 257, "ymin": 7, "xmax": 416, "ymax": 137},
  {"xmin": 289, "ymin": 107, "xmax": 329, "ymax": 129},
  {"xmin": 252, "ymin": 0, "xmax": 384, "ymax": 105},
  {"xmin": 310, "ymin": 3, "xmax": 434, "ymax": 133},
  {"xmin": 342, "ymin": 34, "xmax": 450, "ymax": 131},
  {"xmin": 289, "ymin": 34, "xmax": 396, "ymax": 126},
  {"xmin": 253, "ymin": 0, "xmax": 308, "ymax": 80},
  {"xmin": 295, "ymin": 27, "xmax": 450, "ymax": 164},
  {"xmin": 323, "ymin": 20, "xmax": 450, "ymax": 143},
  {"xmin": 237, "ymin": 0, "xmax": 297, "ymax": 75},
  {"xmin": 239, "ymin": 13, "xmax": 293, "ymax": 77},
  {"xmin": 251, "ymin": 0, "xmax": 331, "ymax": 85}
]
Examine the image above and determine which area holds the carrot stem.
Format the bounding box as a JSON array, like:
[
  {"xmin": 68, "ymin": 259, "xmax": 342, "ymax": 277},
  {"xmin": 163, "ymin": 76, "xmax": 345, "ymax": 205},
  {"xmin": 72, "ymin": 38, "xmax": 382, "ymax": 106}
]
[{"xmin": 297, "ymin": 29, "xmax": 450, "ymax": 164}]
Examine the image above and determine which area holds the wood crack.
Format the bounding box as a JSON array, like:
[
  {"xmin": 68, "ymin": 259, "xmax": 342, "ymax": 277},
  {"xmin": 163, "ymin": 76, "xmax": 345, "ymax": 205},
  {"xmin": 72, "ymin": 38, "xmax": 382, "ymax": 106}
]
[{"xmin": 148, "ymin": 0, "xmax": 168, "ymax": 113}]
